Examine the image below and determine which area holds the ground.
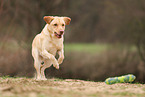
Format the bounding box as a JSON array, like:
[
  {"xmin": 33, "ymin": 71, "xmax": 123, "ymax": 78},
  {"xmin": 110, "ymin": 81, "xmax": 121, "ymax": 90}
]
[{"xmin": 0, "ymin": 77, "xmax": 145, "ymax": 97}]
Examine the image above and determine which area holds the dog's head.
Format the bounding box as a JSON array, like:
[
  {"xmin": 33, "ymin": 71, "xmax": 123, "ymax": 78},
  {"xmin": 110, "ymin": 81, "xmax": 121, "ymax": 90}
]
[{"xmin": 44, "ymin": 16, "xmax": 71, "ymax": 38}]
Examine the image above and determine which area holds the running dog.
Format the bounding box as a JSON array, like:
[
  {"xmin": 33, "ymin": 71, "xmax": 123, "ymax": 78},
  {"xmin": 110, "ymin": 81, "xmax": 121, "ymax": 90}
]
[{"xmin": 32, "ymin": 16, "xmax": 71, "ymax": 80}]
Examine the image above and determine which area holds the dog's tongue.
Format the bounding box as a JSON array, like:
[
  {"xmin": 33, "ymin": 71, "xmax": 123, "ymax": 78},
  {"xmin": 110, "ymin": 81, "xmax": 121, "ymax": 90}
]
[
  {"xmin": 54, "ymin": 32, "xmax": 62, "ymax": 38},
  {"xmin": 57, "ymin": 35, "xmax": 61, "ymax": 38},
  {"xmin": 56, "ymin": 34, "xmax": 62, "ymax": 38}
]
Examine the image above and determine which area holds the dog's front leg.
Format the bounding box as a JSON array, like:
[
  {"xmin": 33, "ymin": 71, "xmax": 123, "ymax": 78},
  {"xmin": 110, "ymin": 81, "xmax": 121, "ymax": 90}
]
[
  {"xmin": 41, "ymin": 50, "xmax": 59, "ymax": 69},
  {"xmin": 58, "ymin": 49, "xmax": 64, "ymax": 64}
]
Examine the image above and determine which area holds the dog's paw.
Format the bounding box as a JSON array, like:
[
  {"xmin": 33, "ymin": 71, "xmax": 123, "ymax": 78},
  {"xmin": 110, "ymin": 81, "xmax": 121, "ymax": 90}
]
[
  {"xmin": 53, "ymin": 64, "xmax": 59, "ymax": 69},
  {"xmin": 55, "ymin": 66, "xmax": 59, "ymax": 69},
  {"xmin": 58, "ymin": 57, "xmax": 64, "ymax": 64},
  {"xmin": 58, "ymin": 59, "xmax": 63, "ymax": 64},
  {"xmin": 35, "ymin": 78, "xmax": 42, "ymax": 81},
  {"xmin": 41, "ymin": 78, "xmax": 47, "ymax": 80}
]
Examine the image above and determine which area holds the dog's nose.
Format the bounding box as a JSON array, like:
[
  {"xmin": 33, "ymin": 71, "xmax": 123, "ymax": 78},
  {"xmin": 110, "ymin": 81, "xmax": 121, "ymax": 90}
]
[{"xmin": 60, "ymin": 31, "xmax": 64, "ymax": 34}]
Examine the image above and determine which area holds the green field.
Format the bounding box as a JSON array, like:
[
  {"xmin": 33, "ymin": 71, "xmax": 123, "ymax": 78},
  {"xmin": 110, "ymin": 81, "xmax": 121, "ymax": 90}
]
[
  {"xmin": 0, "ymin": 40, "xmax": 136, "ymax": 54},
  {"xmin": 64, "ymin": 43, "xmax": 109, "ymax": 53},
  {"xmin": 64, "ymin": 43, "xmax": 137, "ymax": 54},
  {"xmin": 0, "ymin": 41, "xmax": 109, "ymax": 53}
]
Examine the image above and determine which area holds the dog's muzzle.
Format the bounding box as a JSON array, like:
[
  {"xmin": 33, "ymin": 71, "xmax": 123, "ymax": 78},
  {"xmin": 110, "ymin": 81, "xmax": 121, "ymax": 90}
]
[{"xmin": 54, "ymin": 32, "xmax": 63, "ymax": 38}]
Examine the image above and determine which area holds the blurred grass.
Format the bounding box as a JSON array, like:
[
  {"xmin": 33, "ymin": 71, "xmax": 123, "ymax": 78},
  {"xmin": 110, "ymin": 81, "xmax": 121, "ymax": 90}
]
[
  {"xmin": 0, "ymin": 42, "xmax": 109, "ymax": 53},
  {"xmin": 0, "ymin": 41, "xmax": 137, "ymax": 54},
  {"xmin": 0, "ymin": 40, "xmax": 20, "ymax": 52},
  {"xmin": 64, "ymin": 43, "xmax": 137, "ymax": 54},
  {"xmin": 64, "ymin": 43, "xmax": 109, "ymax": 53}
]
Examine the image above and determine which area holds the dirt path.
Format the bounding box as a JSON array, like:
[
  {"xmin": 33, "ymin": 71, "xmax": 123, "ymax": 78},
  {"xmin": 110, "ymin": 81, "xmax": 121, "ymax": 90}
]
[{"xmin": 0, "ymin": 77, "xmax": 145, "ymax": 97}]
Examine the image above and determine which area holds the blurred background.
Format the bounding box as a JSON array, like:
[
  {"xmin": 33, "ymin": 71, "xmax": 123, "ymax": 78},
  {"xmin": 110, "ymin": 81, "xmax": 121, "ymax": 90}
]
[{"xmin": 0, "ymin": 0, "xmax": 145, "ymax": 82}]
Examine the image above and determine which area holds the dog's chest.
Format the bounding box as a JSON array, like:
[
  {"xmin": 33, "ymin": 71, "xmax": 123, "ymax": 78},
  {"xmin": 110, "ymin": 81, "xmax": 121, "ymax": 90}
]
[{"xmin": 45, "ymin": 40, "xmax": 62, "ymax": 55}]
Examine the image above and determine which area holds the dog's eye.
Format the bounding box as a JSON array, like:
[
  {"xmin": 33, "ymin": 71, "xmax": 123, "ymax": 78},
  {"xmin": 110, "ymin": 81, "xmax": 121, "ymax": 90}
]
[
  {"xmin": 62, "ymin": 24, "xmax": 64, "ymax": 26},
  {"xmin": 54, "ymin": 24, "xmax": 58, "ymax": 26}
]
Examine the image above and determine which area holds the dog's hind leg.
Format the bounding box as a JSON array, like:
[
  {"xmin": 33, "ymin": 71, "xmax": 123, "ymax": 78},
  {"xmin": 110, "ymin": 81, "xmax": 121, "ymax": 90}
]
[
  {"xmin": 32, "ymin": 48, "xmax": 42, "ymax": 80},
  {"xmin": 34, "ymin": 59, "xmax": 42, "ymax": 80}
]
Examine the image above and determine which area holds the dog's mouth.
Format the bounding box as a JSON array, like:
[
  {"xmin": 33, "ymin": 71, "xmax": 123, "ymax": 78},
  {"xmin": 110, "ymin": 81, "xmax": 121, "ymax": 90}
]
[{"xmin": 54, "ymin": 32, "xmax": 62, "ymax": 38}]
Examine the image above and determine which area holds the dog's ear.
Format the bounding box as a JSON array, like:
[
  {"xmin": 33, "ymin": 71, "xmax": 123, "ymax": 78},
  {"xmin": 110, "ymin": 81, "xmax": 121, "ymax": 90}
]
[
  {"xmin": 64, "ymin": 17, "xmax": 71, "ymax": 25},
  {"xmin": 43, "ymin": 16, "xmax": 54, "ymax": 24}
]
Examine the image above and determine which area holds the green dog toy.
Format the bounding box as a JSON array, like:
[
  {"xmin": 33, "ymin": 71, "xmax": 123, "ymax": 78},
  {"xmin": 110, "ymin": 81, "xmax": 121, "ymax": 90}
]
[{"xmin": 105, "ymin": 74, "xmax": 136, "ymax": 85}]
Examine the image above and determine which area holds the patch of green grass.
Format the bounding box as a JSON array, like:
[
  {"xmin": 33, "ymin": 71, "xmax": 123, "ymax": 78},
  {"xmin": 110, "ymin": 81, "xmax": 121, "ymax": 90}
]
[
  {"xmin": 1, "ymin": 41, "xmax": 137, "ymax": 54},
  {"xmin": 1, "ymin": 75, "xmax": 28, "ymax": 80},
  {"xmin": 37, "ymin": 94, "xmax": 46, "ymax": 97},
  {"xmin": 142, "ymin": 88, "xmax": 145, "ymax": 91},
  {"xmin": 64, "ymin": 43, "xmax": 137, "ymax": 54},
  {"xmin": 113, "ymin": 92, "xmax": 144, "ymax": 96},
  {"xmin": 0, "ymin": 95, "xmax": 19, "ymax": 97},
  {"xmin": 64, "ymin": 43, "xmax": 109, "ymax": 53},
  {"xmin": 0, "ymin": 41, "xmax": 20, "ymax": 52},
  {"xmin": 1, "ymin": 75, "xmax": 11, "ymax": 79}
]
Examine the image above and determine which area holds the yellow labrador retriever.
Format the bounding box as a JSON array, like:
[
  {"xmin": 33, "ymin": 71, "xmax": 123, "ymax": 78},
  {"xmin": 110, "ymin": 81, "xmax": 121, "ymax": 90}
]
[{"xmin": 32, "ymin": 16, "xmax": 71, "ymax": 80}]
